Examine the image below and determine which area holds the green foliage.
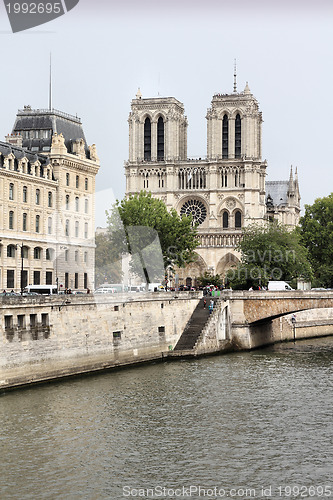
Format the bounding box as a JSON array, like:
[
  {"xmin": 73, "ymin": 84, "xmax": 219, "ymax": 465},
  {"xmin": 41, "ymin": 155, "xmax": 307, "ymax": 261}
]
[
  {"xmin": 299, "ymin": 193, "xmax": 333, "ymax": 287},
  {"xmin": 95, "ymin": 232, "xmax": 123, "ymax": 287},
  {"xmin": 106, "ymin": 191, "xmax": 199, "ymax": 283},
  {"xmin": 197, "ymin": 272, "xmax": 223, "ymax": 288},
  {"xmin": 226, "ymin": 221, "xmax": 313, "ymax": 289}
]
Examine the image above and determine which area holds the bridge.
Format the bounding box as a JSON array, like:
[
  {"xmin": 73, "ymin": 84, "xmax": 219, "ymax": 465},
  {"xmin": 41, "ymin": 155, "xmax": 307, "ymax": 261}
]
[{"xmin": 170, "ymin": 290, "xmax": 333, "ymax": 356}]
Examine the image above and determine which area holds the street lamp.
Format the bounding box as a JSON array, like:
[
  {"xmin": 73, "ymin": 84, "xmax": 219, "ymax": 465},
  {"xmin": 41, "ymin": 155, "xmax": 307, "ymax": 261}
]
[{"xmin": 16, "ymin": 242, "xmax": 24, "ymax": 295}]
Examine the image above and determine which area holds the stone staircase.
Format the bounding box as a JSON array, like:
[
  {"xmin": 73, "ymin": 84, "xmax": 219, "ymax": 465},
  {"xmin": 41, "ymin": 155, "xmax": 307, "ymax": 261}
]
[{"xmin": 173, "ymin": 296, "xmax": 218, "ymax": 351}]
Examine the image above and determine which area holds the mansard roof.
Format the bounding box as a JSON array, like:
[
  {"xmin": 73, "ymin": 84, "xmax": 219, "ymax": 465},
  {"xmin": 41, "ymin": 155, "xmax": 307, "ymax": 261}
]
[
  {"xmin": 0, "ymin": 140, "xmax": 50, "ymax": 165},
  {"xmin": 266, "ymin": 181, "xmax": 289, "ymax": 206},
  {"xmin": 12, "ymin": 107, "xmax": 90, "ymax": 158}
]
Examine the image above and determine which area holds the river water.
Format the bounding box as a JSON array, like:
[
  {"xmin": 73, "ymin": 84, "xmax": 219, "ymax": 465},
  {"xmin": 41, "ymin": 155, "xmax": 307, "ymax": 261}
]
[{"xmin": 1, "ymin": 337, "xmax": 333, "ymax": 500}]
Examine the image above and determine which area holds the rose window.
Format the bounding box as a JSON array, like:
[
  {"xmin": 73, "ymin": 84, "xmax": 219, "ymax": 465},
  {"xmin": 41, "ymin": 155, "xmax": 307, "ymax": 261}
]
[{"xmin": 180, "ymin": 199, "xmax": 207, "ymax": 225}]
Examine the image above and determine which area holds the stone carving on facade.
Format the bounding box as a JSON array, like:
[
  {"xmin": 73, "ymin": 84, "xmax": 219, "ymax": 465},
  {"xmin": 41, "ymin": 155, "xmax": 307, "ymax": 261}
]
[
  {"xmin": 226, "ymin": 199, "xmax": 236, "ymax": 209},
  {"xmin": 51, "ymin": 133, "xmax": 67, "ymax": 154},
  {"xmin": 217, "ymin": 193, "xmax": 224, "ymax": 200},
  {"xmin": 89, "ymin": 144, "xmax": 99, "ymax": 162},
  {"xmin": 237, "ymin": 193, "xmax": 244, "ymax": 200}
]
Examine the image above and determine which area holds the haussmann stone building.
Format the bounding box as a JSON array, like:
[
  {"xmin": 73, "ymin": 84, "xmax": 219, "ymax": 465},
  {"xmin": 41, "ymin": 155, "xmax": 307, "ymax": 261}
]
[
  {"xmin": 0, "ymin": 106, "xmax": 100, "ymax": 292},
  {"xmin": 125, "ymin": 82, "xmax": 300, "ymax": 287}
]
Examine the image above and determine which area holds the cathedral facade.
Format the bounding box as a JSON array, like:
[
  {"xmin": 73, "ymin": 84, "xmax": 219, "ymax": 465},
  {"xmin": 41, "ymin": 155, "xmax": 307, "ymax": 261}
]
[{"xmin": 125, "ymin": 83, "xmax": 300, "ymax": 286}]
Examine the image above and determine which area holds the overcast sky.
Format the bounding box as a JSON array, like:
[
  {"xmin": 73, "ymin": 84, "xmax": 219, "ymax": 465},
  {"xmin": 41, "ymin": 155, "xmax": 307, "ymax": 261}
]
[{"xmin": 1, "ymin": 0, "xmax": 332, "ymax": 227}]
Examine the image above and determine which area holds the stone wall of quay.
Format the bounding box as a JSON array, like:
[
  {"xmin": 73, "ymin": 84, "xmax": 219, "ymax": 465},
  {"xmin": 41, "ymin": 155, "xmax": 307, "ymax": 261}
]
[{"xmin": 0, "ymin": 292, "xmax": 200, "ymax": 390}]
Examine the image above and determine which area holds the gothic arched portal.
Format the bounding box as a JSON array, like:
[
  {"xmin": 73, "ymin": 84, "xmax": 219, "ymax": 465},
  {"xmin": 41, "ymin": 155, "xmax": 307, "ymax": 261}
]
[{"xmin": 216, "ymin": 252, "xmax": 240, "ymax": 278}]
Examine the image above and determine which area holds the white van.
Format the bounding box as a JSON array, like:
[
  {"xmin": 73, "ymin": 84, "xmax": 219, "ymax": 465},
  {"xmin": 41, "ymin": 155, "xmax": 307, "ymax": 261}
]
[
  {"xmin": 24, "ymin": 285, "xmax": 58, "ymax": 295},
  {"xmin": 267, "ymin": 281, "xmax": 294, "ymax": 291}
]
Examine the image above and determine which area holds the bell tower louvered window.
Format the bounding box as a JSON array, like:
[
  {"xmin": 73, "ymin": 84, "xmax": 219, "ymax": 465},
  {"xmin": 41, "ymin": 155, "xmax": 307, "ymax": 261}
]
[
  {"xmin": 235, "ymin": 114, "xmax": 241, "ymax": 158},
  {"xmin": 157, "ymin": 117, "xmax": 164, "ymax": 160},
  {"xmin": 144, "ymin": 117, "xmax": 151, "ymax": 160},
  {"xmin": 222, "ymin": 115, "xmax": 228, "ymax": 159}
]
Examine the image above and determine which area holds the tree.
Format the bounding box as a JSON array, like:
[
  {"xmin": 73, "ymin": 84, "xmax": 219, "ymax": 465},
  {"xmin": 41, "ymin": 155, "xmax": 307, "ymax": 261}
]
[
  {"xmin": 106, "ymin": 191, "xmax": 199, "ymax": 283},
  {"xmin": 95, "ymin": 232, "xmax": 123, "ymax": 287},
  {"xmin": 197, "ymin": 272, "xmax": 223, "ymax": 288},
  {"xmin": 299, "ymin": 194, "xmax": 333, "ymax": 287},
  {"xmin": 226, "ymin": 222, "xmax": 313, "ymax": 289}
]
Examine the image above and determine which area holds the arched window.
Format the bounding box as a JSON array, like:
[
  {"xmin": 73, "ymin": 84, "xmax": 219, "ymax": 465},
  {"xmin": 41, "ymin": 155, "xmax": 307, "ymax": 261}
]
[
  {"xmin": 9, "ymin": 211, "xmax": 14, "ymax": 229},
  {"xmin": 7, "ymin": 245, "xmax": 16, "ymax": 258},
  {"xmin": 235, "ymin": 211, "xmax": 242, "ymax": 228},
  {"xmin": 235, "ymin": 114, "xmax": 241, "ymax": 158},
  {"xmin": 84, "ymin": 222, "xmax": 88, "ymax": 239},
  {"xmin": 65, "ymin": 219, "xmax": 70, "ymax": 236},
  {"xmin": 85, "ymin": 198, "xmax": 88, "ymax": 214},
  {"xmin": 36, "ymin": 189, "xmax": 40, "ymax": 205},
  {"xmin": 66, "ymin": 195, "xmax": 70, "ymax": 210},
  {"xmin": 48, "ymin": 191, "xmax": 52, "ymax": 207},
  {"xmin": 66, "ymin": 172, "xmax": 70, "ymax": 186},
  {"xmin": 144, "ymin": 117, "xmax": 151, "ymax": 160},
  {"xmin": 76, "ymin": 175, "xmax": 79, "ymax": 188},
  {"xmin": 85, "ymin": 178, "xmax": 88, "ymax": 190},
  {"xmin": 48, "ymin": 217, "xmax": 52, "ymax": 234},
  {"xmin": 22, "ymin": 246, "xmax": 28, "ymax": 259},
  {"xmin": 23, "ymin": 186, "xmax": 27, "ymax": 202},
  {"xmin": 222, "ymin": 115, "xmax": 228, "ymax": 159},
  {"xmin": 75, "ymin": 221, "xmax": 79, "ymax": 237},
  {"xmin": 9, "ymin": 183, "xmax": 14, "ymax": 200},
  {"xmin": 23, "ymin": 213, "xmax": 27, "ymax": 232},
  {"xmin": 35, "ymin": 215, "xmax": 40, "ymax": 233},
  {"xmin": 75, "ymin": 196, "xmax": 79, "ymax": 212},
  {"xmin": 84, "ymin": 252, "xmax": 88, "ymax": 263},
  {"xmin": 157, "ymin": 117, "xmax": 164, "ymax": 160},
  {"xmin": 46, "ymin": 248, "xmax": 53, "ymax": 260},
  {"xmin": 223, "ymin": 211, "xmax": 229, "ymax": 229},
  {"xmin": 75, "ymin": 250, "xmax": 79, "ymax": 262},
  {"xmin": 34, "ymin": 247, "xmax": 41, "ymax": 259}
]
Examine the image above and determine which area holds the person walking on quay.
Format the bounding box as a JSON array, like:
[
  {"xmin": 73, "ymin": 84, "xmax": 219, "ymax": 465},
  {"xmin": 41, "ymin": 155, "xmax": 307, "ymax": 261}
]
[
  {"xmin": 209, "ymin": 300, "xmax": 214, "ymax": 314},
  {"xmin": 203, "ymin": 298, "xmax": 207, "ymax": 309}
]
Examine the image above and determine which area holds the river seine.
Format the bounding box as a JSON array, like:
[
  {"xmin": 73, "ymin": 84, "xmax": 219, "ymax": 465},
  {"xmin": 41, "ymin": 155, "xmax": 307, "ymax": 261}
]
[{"xmin": 1, "ymin": 336, "xmax": 332, "ymax": 500}]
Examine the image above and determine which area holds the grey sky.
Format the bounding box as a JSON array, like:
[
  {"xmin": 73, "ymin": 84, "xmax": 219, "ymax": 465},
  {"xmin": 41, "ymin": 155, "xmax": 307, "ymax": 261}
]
[{"xmin": 1, "ymin": 0, "xmax": 332, "ymax": 227}]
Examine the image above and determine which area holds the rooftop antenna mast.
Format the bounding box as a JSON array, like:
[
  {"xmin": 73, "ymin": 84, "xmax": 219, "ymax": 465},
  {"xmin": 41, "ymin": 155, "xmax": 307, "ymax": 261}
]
[
  {"xmin": 233, "ymin": 59, "xmax": 237, "ymax": 93},
  {"xmin": 49, "ymin": 52, "xmax": 52, "ymax": 110}
]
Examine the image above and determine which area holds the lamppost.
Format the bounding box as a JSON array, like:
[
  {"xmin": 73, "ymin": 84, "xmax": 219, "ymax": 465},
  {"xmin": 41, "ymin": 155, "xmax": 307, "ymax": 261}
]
[{"xmin": 16, "ymin": 242, "xmax": 24, "ymax": 295}]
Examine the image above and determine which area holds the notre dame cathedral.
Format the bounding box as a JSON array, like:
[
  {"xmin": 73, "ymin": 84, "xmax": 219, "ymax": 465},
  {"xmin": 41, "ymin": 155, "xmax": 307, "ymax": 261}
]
[{"xmin": 125, "ymin": 81, "xmax": 300, "ymax": 287}]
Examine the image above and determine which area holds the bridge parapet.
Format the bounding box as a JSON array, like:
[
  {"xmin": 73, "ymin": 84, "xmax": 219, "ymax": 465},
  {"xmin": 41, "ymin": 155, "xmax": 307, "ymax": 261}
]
[{"xmin": 220, "ymin": 290, "xmax": 333, "ymax": 324}]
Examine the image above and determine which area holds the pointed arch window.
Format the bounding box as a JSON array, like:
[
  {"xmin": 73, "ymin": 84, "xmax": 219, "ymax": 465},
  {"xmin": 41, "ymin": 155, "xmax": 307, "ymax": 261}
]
[
  {"xmin": 144, "ymin": 117, "xmax": 151, "ymax": 160},
  {"xmin": 223, "ymin": 211, "xmax": 229, "ymax": 229},
  {"xmin": 157, "ymin": 117, "xmax": 164, "ymax": 160},
  {"xmin": 235, "ymin": 210, "xmax": 242, "ymax": 228},
  {"xmin": 235, "ymin": 114, "xmax": 241, "ymax": 158},
  {"xmin": 222, "ymin": 115, "xmax": 228, "ymax": 159}
]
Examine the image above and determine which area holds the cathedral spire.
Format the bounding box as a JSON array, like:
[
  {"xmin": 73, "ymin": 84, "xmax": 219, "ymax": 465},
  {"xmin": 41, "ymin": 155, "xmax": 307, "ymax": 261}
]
[
  {"xmin": 233, "ymin": 59, "xmax": 237, "ymax": 93},
  {"xmin": 288, "ymin": 166, "xmax": 295, "ymax": 196}
]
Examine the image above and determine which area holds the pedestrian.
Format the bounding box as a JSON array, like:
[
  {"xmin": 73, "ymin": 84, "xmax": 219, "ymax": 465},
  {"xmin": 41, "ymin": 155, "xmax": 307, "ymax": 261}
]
[
  {"xmin": 203, "ymin": 298, "xmax": 207, "ymax": 309},
  {"xmin": 209, "ymin": 303, "xmax": 213, "ymax": 314}
]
